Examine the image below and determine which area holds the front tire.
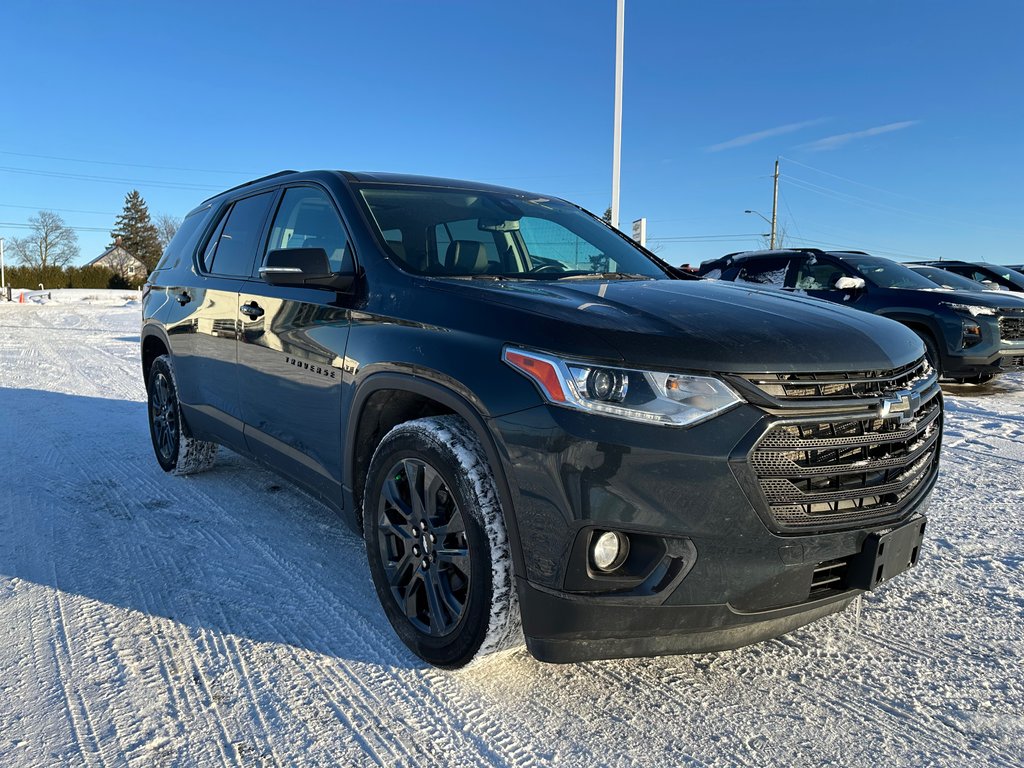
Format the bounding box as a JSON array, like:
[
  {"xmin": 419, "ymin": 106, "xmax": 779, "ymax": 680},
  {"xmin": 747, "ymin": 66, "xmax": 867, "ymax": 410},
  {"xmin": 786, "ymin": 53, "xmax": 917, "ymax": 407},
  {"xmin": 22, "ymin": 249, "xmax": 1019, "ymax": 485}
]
[
  {"xmin": 147, "ymin": 355, "xmax": 218, "ymax": 475},
  {"xmin": 913, "ymin": 330, "xmax": 941, "ymax": 376},
  {"xmin": 362, "ymin": 415, "xmax": 521, "ymax": 668}
]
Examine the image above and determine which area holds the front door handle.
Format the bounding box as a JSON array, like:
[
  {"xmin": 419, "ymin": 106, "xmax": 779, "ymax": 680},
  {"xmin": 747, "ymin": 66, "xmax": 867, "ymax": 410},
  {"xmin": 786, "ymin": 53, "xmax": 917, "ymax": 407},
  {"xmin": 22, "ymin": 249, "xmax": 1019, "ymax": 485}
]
[
  {"xmin": 240, "ymin": 301, "xmax": 265, "ymax": 319},
  {"xmin": 175, "ymin": 291, "xmax": 191, "ymax": 306}
]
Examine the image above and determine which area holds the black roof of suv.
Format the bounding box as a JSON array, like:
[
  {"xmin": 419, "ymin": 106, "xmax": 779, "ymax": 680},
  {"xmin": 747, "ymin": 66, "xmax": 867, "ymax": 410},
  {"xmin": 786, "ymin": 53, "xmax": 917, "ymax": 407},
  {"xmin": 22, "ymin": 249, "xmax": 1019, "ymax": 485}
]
[{"xmin": 142, "ymin": 173, "xmax": 940, "ymax": 667}]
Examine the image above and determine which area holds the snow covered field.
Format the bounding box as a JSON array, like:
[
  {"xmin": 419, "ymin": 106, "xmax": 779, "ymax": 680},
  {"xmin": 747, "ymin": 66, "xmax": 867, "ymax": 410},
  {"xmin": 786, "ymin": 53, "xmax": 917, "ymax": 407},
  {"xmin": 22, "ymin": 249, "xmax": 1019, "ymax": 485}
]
[{"xmin": 1, "ymin": 293, "xmax": 1022, "ymax": 767}]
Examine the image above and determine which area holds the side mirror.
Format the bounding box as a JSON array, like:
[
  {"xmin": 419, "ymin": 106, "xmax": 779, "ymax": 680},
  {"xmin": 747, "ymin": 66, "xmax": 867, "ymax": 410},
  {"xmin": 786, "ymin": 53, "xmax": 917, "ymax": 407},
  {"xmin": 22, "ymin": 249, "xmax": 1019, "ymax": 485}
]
[
  {"xmin": 259, "ymin": 248, "xmax": 356, "ymax": 291},
  {"xmin": 834, "ymin": 276, "xmax": 866, "ymax": 291}
]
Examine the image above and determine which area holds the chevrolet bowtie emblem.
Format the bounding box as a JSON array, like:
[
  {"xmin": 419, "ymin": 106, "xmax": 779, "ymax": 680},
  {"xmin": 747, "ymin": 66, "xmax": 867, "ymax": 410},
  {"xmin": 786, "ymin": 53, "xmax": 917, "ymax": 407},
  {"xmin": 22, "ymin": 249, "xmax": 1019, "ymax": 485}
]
[{"xmin": 879, "ymin": 390, "xmax": 920, "ymax": 423}]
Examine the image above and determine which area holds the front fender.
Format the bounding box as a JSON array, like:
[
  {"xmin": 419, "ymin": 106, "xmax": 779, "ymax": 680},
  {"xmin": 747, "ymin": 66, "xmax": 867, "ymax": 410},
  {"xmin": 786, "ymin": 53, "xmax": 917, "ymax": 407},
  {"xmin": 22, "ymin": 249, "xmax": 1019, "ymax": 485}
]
[{"xmin": 342, "ymin": 370, "xmax": 528, "ymax": 580}]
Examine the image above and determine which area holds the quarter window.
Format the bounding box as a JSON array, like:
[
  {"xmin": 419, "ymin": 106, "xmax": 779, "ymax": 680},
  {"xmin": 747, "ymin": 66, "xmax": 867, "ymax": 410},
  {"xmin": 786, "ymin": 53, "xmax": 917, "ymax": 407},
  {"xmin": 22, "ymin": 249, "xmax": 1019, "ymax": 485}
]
[
  {"xmin": 206, "ymin": 192, "xmax": 275, "ymax": 276},
  {"xmin": 266, "ymin": 187, "xmax": 350, "ymax": 272}
]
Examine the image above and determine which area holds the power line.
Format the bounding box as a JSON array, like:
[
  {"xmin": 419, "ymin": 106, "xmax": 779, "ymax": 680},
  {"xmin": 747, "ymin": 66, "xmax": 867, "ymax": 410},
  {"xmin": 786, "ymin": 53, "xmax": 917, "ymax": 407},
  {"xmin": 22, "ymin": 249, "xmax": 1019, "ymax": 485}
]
[
  {"xmin": 0, "ymin": 221, "xmax": 111, "ymax": 233},
  {"xmin": 647, "ymin": 233, "xmax": 767, "ymax": 242},
  {"xmin": 782, "ymin": 174, "xmax": 1009, "ymax": 233},
  {"xmin": 0, "ymin": 165, "xmax": 223, "ymax": 191},
  {"xmin": 780, "ymin": 161, "xmax": 1024, "ymax": 236},
  {"xmin": 784, "ymin": 234, "xmax": 927, "ymax": 261},
  {"xmin": 780, "ymin": 156, "xmax": 927, "ymax": 203},
  {"xmin": 0, "ymin": 149, "xmax": 254, "ymax": 176},
  {"xmin": 778, "ymin": 187, "xmax": 804, "ymax": 245},
  {"xmin": 0, "ymin": 202, "xmax": 117, "ymax": 216}
]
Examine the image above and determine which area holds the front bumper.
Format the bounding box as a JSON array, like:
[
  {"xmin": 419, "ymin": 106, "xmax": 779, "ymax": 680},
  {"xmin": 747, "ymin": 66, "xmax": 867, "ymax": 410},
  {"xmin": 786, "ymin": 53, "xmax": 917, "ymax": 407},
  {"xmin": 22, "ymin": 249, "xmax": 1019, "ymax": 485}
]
[
  {"xmin": 519, "ymin": 579, "xmax": 853, "ymax": 663},
  {"xmin": 492, "ymin": 398, "xmax": 938, "ymax": 663},
  {"xmin": 941, "ymin": 315, "xmax": 1024, "ymax": 377}
]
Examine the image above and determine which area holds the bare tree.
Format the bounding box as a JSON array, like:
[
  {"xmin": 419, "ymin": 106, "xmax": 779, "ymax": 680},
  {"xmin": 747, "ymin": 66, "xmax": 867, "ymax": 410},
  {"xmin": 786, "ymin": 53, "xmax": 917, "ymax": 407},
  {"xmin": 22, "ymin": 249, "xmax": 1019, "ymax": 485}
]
[
  {"xmin": 759, "ymin": 225, "xmax": 788, "ymax": 251},
  {"xmin": 10, "ymin": 210, "xmax": 80, "ymax": 270},
  {"xmin": 155, "ymin": 213, "xmax": 182, "ymax": 251}
]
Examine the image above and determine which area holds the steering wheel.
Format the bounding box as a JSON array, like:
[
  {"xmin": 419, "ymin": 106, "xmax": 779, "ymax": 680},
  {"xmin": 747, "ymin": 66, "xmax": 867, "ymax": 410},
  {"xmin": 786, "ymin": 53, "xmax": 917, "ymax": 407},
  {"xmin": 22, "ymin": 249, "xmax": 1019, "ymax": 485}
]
[{"xmin": 528, "ymin": 264, "xmax": 565, "ymax": 274}]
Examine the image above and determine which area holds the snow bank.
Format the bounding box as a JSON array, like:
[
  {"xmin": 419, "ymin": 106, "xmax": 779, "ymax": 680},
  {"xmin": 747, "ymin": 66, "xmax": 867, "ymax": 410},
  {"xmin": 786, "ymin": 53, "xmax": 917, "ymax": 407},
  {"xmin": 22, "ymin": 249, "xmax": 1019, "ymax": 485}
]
[{"xmin": 3, "ymin": 287, "xmax": 141, "ymax": 306}]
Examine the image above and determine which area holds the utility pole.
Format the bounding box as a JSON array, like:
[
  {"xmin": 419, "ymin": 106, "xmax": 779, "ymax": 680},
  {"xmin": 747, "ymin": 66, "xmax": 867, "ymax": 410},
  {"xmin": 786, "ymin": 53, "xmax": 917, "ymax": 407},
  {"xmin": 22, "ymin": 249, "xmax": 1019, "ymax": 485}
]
[
  {"xmin": 610, "ymin": 0, "xmax": 625, "ymax": 230},
  {"xmin": 770, "ymin": 158, "xmax": 779, "ymax": 249},
  {"xmin": 0, "ymin": 238, "xmax": 6, "ymax": 299}
]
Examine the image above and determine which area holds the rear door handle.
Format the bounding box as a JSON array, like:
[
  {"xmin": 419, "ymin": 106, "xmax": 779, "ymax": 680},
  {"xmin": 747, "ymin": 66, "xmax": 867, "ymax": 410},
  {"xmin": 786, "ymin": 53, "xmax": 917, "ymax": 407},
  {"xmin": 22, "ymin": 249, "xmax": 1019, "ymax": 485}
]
[
  {"xmin": 240, "ymin": 301, "xmax": 265, "ymax": 319},
  {"xmin": 175, "ymin": 291, "xmax": 191, "ymax": 305}
]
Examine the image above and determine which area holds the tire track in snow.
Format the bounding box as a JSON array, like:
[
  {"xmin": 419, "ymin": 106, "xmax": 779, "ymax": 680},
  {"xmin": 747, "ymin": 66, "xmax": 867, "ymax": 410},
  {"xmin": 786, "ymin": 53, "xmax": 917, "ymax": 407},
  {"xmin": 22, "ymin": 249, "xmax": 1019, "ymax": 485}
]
[
  {"xmin": 157, "ymin": 461, "xmax": 553, "ymax": 768},
  {"xmin": 45, "ymin": 563, "xmax": 111, "ymax": 768},
  {"xmin": 78, "ymin": 442, "xmax": 397, "ymax": 765},
  {"xmin": 35, "ymin": 379, "xmax": 243, "ymax": 768}
]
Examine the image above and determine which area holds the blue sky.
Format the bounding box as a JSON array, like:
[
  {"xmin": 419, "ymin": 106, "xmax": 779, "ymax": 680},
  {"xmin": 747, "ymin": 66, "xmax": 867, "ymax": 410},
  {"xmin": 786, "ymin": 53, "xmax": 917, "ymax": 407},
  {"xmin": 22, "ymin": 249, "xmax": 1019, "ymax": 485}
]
[{"xmin": 1, "ymin": 0, "xmax": 1021, "ymax": 267}]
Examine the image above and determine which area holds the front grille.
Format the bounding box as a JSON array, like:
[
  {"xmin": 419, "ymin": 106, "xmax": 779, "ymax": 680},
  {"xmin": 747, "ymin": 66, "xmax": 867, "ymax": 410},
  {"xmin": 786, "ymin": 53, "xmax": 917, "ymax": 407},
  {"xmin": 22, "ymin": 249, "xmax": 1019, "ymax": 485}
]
[
  {"xmin": 738, "ymin": 357, "xmax": 931, "ymax": 402},
  {"xmin": 749, "ymin": 393, "xmax": 941, "ymax": 531},
  {"xmin": 999, "ymin": 316, "xmax": 1024, "ymax": 342}
]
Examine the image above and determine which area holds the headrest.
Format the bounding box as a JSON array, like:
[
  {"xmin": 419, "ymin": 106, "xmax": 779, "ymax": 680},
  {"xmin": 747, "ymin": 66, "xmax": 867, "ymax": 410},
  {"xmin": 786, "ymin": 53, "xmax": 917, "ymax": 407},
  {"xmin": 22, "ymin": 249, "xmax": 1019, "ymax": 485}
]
[{"xmin": 446, "ymin": 240, "xmax": 488, "ymax": 273}]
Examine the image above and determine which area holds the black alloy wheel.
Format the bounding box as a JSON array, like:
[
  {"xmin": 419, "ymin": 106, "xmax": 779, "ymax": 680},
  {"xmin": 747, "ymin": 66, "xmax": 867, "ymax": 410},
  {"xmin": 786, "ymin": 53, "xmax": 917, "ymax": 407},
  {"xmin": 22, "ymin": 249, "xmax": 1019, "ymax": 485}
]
[
  {"xmin": 376, "ymin": 457, "xmax": 471, "ymax": 637},
  {"xmin": 149, "ymin": 365, "xmax": 180, "ymax": 470},
  {"xmin": 363, "ymin": 415, "xmax": 521, "ymax": 668}
]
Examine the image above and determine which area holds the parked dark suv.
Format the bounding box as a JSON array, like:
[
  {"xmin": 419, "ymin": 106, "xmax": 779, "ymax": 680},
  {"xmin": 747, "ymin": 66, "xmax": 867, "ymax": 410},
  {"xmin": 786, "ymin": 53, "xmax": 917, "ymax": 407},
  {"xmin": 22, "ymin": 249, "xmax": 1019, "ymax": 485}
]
[
  {"xmin": 910, "ymin": 260, "xmax": 1024, "ymax": 293},
  {"xmin": 700, "ymin": 248, "xmax": 1024, "ymax": 381},
  {"xmin": 142, "ymin": 172, "xmax": 938, "ymax": 667}
]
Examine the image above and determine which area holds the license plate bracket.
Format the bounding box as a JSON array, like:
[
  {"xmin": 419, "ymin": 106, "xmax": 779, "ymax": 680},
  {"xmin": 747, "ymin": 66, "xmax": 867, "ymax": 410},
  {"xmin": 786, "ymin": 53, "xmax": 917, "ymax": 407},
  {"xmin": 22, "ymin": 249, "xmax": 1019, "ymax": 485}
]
[{"xmin": 846, "ymin": 516, "xmax": 927, "ymax": 591}]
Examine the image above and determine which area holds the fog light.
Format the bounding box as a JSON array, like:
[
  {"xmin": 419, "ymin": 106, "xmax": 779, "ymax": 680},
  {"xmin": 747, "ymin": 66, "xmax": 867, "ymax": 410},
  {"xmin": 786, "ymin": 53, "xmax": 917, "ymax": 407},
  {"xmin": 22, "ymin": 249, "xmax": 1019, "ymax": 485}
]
[{"xmin": 591, "ymin": 531, "xmax": 629, "ymax": 572}]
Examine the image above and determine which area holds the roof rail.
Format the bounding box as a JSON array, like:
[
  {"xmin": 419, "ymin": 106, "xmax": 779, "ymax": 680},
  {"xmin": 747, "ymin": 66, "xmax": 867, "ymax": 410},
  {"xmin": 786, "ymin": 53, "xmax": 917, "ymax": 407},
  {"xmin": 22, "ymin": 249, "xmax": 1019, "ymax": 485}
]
[{"xmin": 201, "ymin": 170, "xmax": 298, "ymax": 203}]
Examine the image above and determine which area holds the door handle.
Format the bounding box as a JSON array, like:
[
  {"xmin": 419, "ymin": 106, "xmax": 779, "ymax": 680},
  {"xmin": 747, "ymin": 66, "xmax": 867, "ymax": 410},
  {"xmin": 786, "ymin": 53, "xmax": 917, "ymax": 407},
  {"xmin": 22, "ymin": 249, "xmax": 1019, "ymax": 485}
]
[
  {"xmin": 175, "ymin": 291, "xmax": 191, "ymax": 306},
  {"xmin": 240, "ymin": 301, "xmax": 265, "ymax": 319}
]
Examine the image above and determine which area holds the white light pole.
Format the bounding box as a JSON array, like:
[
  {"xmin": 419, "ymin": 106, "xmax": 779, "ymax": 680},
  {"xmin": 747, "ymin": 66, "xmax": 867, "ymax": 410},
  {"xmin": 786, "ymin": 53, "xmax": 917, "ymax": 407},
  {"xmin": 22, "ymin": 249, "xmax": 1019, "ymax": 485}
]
[
  {"xmin": 0, "ymin": 238, "xmax": 6, "ymax": 298},
  {"xmin": 610, "ymin": 0, "xmax": 625, "ymax": 230}
]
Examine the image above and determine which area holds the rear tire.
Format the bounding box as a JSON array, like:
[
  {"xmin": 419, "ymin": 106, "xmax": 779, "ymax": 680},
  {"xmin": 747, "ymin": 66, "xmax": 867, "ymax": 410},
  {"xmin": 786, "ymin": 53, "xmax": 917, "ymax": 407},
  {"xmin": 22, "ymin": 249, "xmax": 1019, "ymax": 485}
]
[
  {"xmin": 362, "ymin": 415, "xmax": 521, "ymax": 668},
  {"xmin": 147, "ymin": 355, "xmax": 218, "ymax": 475}
]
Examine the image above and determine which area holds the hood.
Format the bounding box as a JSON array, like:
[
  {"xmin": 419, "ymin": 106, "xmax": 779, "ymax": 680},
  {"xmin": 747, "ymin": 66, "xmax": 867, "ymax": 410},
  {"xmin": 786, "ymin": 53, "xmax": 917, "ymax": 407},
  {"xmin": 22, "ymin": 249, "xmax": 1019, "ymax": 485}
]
[
  {"xmin": 918, "ymin": 288, "xmax": 1024, "ymax": 311},
  {"xmin": 434, "ymin": 278, "xmax": 924, "ymax": 374}
]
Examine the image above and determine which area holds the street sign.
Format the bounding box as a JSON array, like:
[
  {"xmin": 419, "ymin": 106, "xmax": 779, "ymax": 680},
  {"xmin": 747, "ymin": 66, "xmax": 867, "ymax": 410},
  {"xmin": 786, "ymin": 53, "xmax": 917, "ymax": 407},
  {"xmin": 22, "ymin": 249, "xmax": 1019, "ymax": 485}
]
[{"xmin": 631, "ymin": 218, "xmax": 646, "ymax": 248}]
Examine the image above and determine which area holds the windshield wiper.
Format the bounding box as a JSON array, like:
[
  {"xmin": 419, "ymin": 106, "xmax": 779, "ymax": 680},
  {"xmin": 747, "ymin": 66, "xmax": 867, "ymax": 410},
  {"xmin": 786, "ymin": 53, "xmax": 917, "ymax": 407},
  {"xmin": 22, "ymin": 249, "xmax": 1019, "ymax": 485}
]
[{"xmin": 555, "ymin": 272, "xmax": 655, "ymax": 281}]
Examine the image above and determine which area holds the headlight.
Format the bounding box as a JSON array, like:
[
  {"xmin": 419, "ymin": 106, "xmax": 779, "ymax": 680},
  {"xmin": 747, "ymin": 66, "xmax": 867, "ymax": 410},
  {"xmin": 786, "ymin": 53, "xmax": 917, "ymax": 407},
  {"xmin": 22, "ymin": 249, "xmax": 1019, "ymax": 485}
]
[
  {"xmin": 503, "ymin": 347, "xmax": 743, "ymax": 426},
  {"xmin": 939, "ymin": 302, "xmax": 997, "ymax": 317}
]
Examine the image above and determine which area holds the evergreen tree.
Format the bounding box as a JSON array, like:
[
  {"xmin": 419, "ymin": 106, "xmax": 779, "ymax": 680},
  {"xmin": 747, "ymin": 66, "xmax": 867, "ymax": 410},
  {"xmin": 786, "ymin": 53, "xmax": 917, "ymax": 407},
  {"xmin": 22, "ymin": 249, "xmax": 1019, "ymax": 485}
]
[{"xmin": 110, "ymin": 190, "xmax": 162, "ymax": 271}]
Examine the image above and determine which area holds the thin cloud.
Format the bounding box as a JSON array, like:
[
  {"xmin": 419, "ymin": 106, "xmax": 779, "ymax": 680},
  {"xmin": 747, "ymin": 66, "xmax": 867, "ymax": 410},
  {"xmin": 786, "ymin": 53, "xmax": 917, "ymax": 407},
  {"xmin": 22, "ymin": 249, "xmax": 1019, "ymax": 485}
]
[
  {"xmin": 803, "ymin": 121, "xmax": 920, "ymax": 151},
  {"xmin": 707, "ymin": 119, "xmax": 828, "ymax": 152}
]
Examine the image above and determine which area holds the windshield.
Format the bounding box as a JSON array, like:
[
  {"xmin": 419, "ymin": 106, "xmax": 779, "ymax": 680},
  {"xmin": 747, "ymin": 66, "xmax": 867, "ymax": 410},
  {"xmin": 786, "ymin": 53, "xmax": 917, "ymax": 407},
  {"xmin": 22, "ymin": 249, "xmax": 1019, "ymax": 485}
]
[
  {"xmin": 980, "ymin": 264, "xmax": 1024, "ymax": 289},
  {"xmin": 910, "ymin": 265, "xmax": 993, "ymax": 292},
  {"xmin": 355, "ymin": 184, "xmax": 668, "ymax": 279},
  {"xmin": 844, "ymin": 255, "xmax": 938, "ymax": 290}
]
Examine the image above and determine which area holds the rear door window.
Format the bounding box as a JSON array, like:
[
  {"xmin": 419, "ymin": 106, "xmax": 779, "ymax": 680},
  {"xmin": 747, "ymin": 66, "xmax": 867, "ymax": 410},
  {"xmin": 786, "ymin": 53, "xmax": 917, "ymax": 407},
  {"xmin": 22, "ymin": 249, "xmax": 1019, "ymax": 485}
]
[
  {"xmin": 206, "ymin": 192, "xmax": 275, "ymax": 277},
  {"xmin": 265, "ymin": 187, "xmax": 351, "ymax": 273}
]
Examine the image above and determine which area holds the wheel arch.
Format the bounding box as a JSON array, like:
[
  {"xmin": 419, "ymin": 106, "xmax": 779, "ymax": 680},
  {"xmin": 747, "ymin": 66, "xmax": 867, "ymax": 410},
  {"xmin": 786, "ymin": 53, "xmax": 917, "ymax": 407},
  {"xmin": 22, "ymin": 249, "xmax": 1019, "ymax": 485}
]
[
  {"xmin": 344, "ymin": 372, "xmax": 526, "ymax": 578},
  {"xmin": 892, "ymin": 318, "xmax": 943, "ymax": 368},
  {"xmin": 141, "ymin": 325, "xmax": 172, "ymax": 385}
]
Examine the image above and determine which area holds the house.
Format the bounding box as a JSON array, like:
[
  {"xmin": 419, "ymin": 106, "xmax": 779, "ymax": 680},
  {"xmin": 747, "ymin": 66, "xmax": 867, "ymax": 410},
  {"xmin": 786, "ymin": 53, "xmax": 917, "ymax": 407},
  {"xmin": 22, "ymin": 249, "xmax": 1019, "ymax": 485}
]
[{"xmin": 86, "ymin": 243, "xmax": 147, "ymax": 279}]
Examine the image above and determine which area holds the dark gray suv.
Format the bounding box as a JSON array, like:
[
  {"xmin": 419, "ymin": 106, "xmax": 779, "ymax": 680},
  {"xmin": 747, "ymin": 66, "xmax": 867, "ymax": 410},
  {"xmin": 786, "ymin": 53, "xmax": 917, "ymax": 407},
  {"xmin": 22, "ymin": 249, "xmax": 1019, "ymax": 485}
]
[{"xmin": 142, "ymin": 171, "xmax": 938, "ymax": 667}]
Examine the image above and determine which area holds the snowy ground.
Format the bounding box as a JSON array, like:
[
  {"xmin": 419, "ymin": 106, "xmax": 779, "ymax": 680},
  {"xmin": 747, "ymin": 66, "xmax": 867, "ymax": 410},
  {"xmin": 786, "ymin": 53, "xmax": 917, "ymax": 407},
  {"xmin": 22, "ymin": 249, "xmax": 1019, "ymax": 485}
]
[{"xmin": 1, "ymin": 292, "xmax": 1022, "ymax": 767}]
